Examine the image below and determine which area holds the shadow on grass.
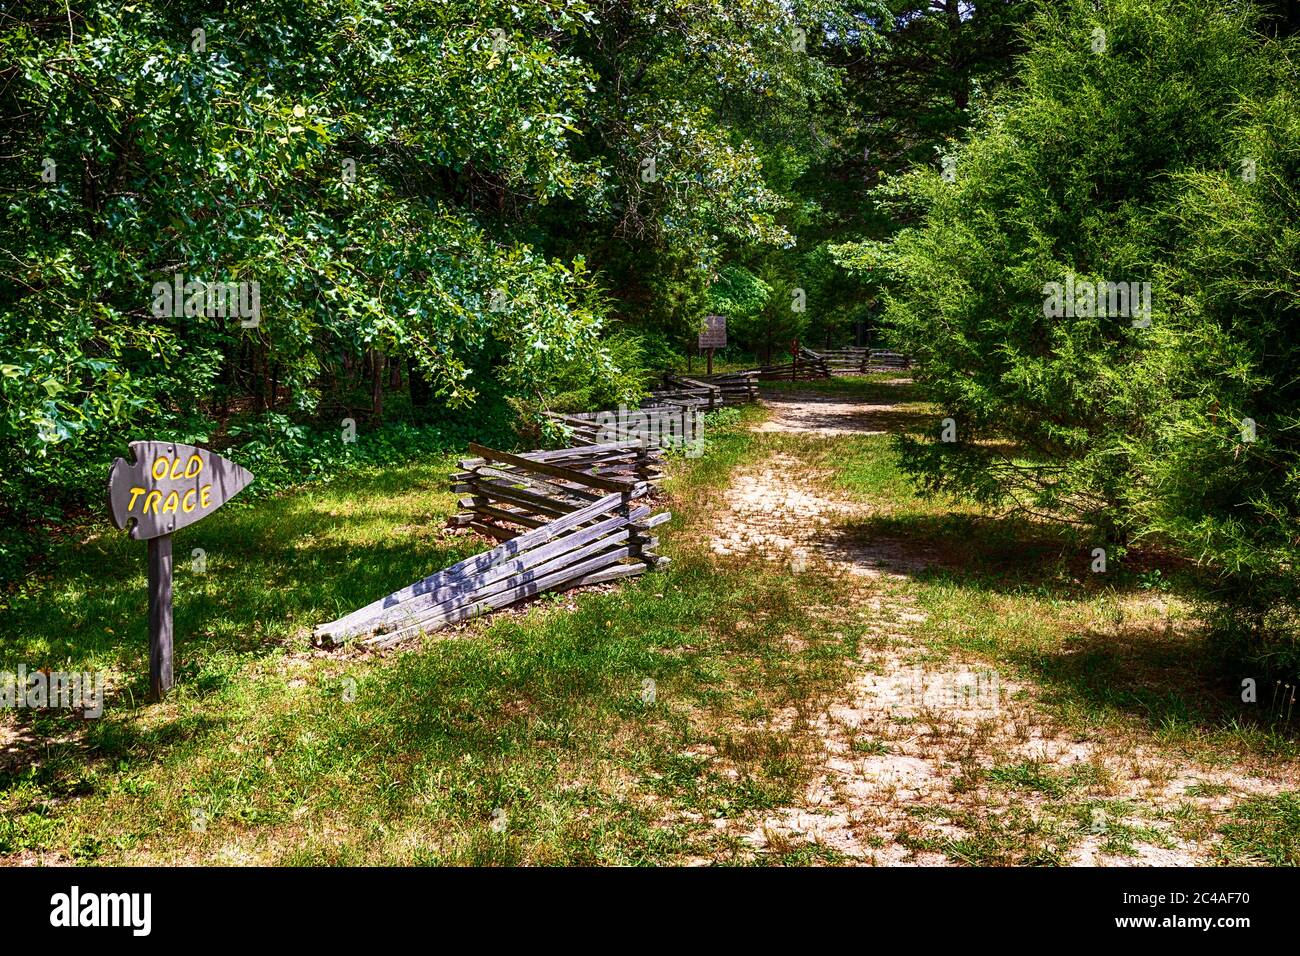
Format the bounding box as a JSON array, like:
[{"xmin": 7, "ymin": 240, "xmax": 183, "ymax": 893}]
[
  {"xmin": 830, "ymin": 510, "xmax": 1289, "ymax": 750},
  {"xmin": 834, "ymin": 512, "xmax": 1092, "ymax": 593},
  {"xmin": 756, "ymin": 399, "xmax": 937, "ymax": 436},
  {"xmin": 836, "ymin": 511, "xmax": 1200, "ymax": 597},
  {"xmin": 2, "ymin": 541, "xmax": 863, "ymax": 863},
  {"xmin": 0, "ymin": 707, "xmax": 230, "ymax": 788},
  {"xmin": 760, "ymin": 376, "xmax": 928, "ymax": 406},
  {"xmin": 1, "ymin": 458, "xmax": 477, "ymax": 673},
  {"xmin": 1014, "ymin": 619, "xmax": 1300, "ymax": 760},
  {"xmin": 1021, "ymin": 622, "xmax": 1241, "ymax": 732}
]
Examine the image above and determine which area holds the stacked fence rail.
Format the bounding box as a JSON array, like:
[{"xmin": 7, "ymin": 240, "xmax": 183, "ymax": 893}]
[
  {"xmin": 315, "ymin": 441, "xmax": 669, "ymax": 648},
  {"xmin": 691, "ymin": 369, "xmax": 760, "ymax": 402},
  {"xmin": 756, "ymin": 347, "xmax": 832, "ymax": 381},
  {"xmin": 544, "ymin": 405, "xmax": 701, "ymax": 452},
  {"xmin": 650, "ymin": 374, "xmax": 723, "ymax": 410}
]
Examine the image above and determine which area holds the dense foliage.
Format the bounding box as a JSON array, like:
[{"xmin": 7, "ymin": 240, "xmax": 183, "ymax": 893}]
[
  {"xmin": 0, "ymin": 0, "xmax": 885, "ymax": 576},
  {"xmin": 836, "ymin": 0, "xmax": 1300, "ymax": 666},
  {"xmin": 9, "ymin": 0, "xmax": 1300, "ymax": 674}
]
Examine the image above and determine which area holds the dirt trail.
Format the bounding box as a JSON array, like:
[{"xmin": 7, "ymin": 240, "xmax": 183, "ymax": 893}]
[
  {"xmin": 710, "ymin": 384, "xmax": 1286, "ymax": 866},
  {"xmin": 753, "ymin": 391, "xmax": 893, "ymax": 436}
]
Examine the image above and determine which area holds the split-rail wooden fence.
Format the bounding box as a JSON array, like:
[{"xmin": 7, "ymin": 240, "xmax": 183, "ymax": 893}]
[
  {"xmin": 817, "ymin": 347, "xmax": 912, "ymax": 374},
  {"xmin": 315, "ymin": 440, "xmax": 669, "ymax": 649},
  {"xmin": 756, "ymin": 347, "xmax": 832, "ymax": 382},
  {"xmin": 313, "ymin": 346, "xmax": 907, "ymax": 649},
  {"xmin": 867, "ymin": 349, "xmax": 910, "ymax": 370},
  {"xmin": 691, "ymin": 370, "xmax": 760, "ymax": 402},
  {"xmin": 544, "ymin": 405, "xmax": 702, "ymax": 449},
  {"xmin": 820, "ymin": 347, "xmax": 871, "ymax": 374},
  {"xmin": 650, "ymin": 374, "xmax": 723, "ymax": 410}
]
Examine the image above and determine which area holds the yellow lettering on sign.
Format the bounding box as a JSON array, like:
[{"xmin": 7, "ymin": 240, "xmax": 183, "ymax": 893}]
[
  {"xmin": 161, "ymin": 491, "xmax": 180, "ymax": 514},
  {"xmin": 185, "ymin": 454, "xmax": 203, "ymax": 478},
  {"xmin": 182, "ymin": 489, "xmax": 197, "ymax": 513},
  {"xmin": 151, "ymin": 457, "xmax": 169, "ymax": 480},
  {"xmin": 144, "ymin": 490, "xmax": 163, "ymax": 514},
  {"xmin": 169, "ymin": 457, "xmax": 186, "ymax": 480},
  {"xmin": 127, "ymin": 487, "xmax": 146, "ymax": 512},
  {"xmin": 200, "ymin": 485, "xmax": 212, "ymax": 508}
]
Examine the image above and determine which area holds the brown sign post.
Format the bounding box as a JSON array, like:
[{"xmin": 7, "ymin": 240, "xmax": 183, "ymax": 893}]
[
  {"xmin": 698, "ymin": 315, "xmax": 727, "ymax": 376},
  {"xmin": 108, "ymin": 441, "xmax": 253, "ymax": 699}
]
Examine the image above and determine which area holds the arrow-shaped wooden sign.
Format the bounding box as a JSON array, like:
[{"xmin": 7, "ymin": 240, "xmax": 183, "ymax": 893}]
[
  {"xmin": 108, "ymin": 441, "xmax": 253, "ymax": 540},
  {"xmin": 107, "ymin": 441, "xmax": 253, "ymax": 698}
]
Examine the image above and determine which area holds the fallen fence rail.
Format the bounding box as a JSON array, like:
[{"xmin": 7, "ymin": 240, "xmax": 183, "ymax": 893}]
[{"xmin": 315, "ymin": 441, "xmax": 669, "ymax": 648}]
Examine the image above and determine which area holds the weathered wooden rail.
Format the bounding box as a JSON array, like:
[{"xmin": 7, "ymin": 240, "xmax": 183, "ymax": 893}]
[
  {"xmin": 692, "ymin": 369, "xmax": 760, "ymax": 402},
  {"xmin": 545, "ymin": 405, "xmax": 702, "ymax": 451},
  {"xmin": 756, "ymin": 347, "xmax": 831, "ymax": 382},
  {"xmin": 820, "ymin": 347, "xmax": 871, "ymax": 374},
  {"xmin": 315, "ymin": 441, "xmax": 669, "ymax": 648},
  {"xmin": 650, "ymin": 374, "xmax": 723, "ymax": 411},
  {"xmin": 794, "ymin": 347, "xmax": 912, "ymax": 375},
  {"xmin": 867, "ymin": 349, "xmax": 910, "ymax": 370}
]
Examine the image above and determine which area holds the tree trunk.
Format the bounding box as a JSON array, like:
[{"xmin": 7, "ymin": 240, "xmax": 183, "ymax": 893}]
[
  {"xmin": 252, "ymin": 342, "xmax": 266, "ymax": 413},
  {"xmin": 407, "ymin": 356, "xmax": 432, "ymax": 411},
  {"xmin": 371, "ymin": 351, "xmax": 384, "ymax": 421}
]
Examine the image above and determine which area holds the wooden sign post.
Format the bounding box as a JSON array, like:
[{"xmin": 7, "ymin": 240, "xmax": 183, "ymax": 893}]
[
  {"xmin": 698, "ymin": 315, "xmax": 727, "ymax": 376},
  {"xmin": 107, "ymin": 442, "xmax": 253, "ymax": 699}
]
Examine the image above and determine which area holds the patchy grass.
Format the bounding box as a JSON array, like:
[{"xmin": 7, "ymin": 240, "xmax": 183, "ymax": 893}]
[
  {"xmin": 763, "ymin": 382, "xmax": 1300, "ymax": 768},
  {"xmin": 8, "ymin": 373, "xmax": 1298, "ymax": 867},
  {"xmin": 735, "ymin": 375, "xmax": 1300, "ymax": 866},
  {"xmin": 1216, "ymin": 793, "xmax": 1300, "ymax": 865},
  {"xmin": 0, "ymin": 404, "xmax": 872, "ymax": 865},
  {"xmin": 986, "ymin": 760, "xmax": 1089, "ymax": 799}
]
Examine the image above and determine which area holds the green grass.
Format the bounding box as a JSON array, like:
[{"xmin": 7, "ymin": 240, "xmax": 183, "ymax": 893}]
[
  {"xmin": 1217, "ymin": 793, "xmax": 1300, "ymax": 865},
  {"xmin": 4, "ymin": 456, "xmax": 466, "ymax": 677},
  {"xmin": 752, "ymin": 375, "xmax": 1300, "ymax": 865},
  {"xmin": 758, "ymin": 373, "xmax": 925, "ymax": 403},
  {"xmin": 754, "ymin": 379, "xmax": 1300, "ymax": 765},
  {"xmin": 9, "ymin": 373, "xmax": 1298, "ymax": 866},
  {"xmin": 985, "ymin": 760, "xmax": 1103, "ymax": 799},
  {"xmin": 0, "ymin": 404, "xmax": 871, "ymax": 865}
]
